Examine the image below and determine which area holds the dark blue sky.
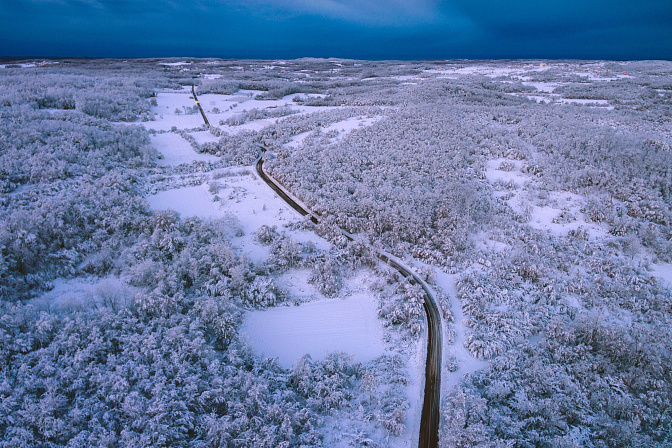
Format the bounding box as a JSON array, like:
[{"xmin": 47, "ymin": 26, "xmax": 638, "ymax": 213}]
[{"xmin": 1, "ymin": 0, "xmax": 671, "ymax": 60}]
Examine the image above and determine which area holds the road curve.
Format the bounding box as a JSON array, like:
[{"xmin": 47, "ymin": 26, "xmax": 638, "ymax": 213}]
[
  {"xmin": 379, "ymin": 252, "xmax": 442, "ymax": 448},
  {"xmin": 255, "ymin": 155, "xmax": 442, "ymax": 448}
]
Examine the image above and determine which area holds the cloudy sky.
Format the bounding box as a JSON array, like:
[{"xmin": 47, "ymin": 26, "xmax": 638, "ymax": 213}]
[{"xmin": 1, "ymin": 0, "xmax": 670, "ymax": 59}]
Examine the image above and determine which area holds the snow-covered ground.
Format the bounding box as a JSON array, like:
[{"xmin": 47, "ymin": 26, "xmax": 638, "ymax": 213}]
[
  {"xmin": 485, "ymin": 158, "xmax": 609, "ymax": 239},
  {"xmin": 556, "ymin": 98, "xmax": 610, "ymax": 106},
  {"xmin": 7, "ymin": 58, "xmax": 671, "ymax": 448},
  {"xmin": 484, "ymin": 158, "xmax": 528, "ymax": 187},
  {"xmin": 146, "ymin": 168, "xmax": 382, "ymax": 358},
  {"xmin": 526, "ymin": 194, "xmax": 609, "ymax": 238},
  {"xmin": 516, "ymin": 81, "xmax": 614, "ymax": 108},
  {"xmin": 651, "ymin": 262, "xmax": 672, "ymax": 287},
  {"xmin": 521, "ymin": 81, "xmax": 562, "ymax": 93},
  {"xmin": 242, "ymin": 291, "xmax": 386, "ymax": 368},
  {"xmin": 0, "ymin": 60, "xmax": 57, "ymax": 69},
  {"xmin": 146, "ymin": 160, "xmax": 420, "ymax": 443},
  {"xmin": 147, "ymin": 169, "xmax": 388, "ymax": 366},
  {"xmin": 522, "ymin": 94, "xmax": 614, "ymax": 109},
  {"xmin": 31, "ymin": 277, "xmax": 136, "ymax": 312},
  {"xmin": 144, "ymin": 65, "xmax": 649, "ymax": 444},
  {"xmin": 151, "ymin": 133, "xmax": 219, "ymax": 166},
  {"xmin": 430, "ymin": 61, "xmax": 626, "ymax": 83},
  {"xmin": 148, "ymin": 183, "xmax": 226, "ymax": 219},
  {"xmin": 188, "ymin": 130, "xmax": 220, "ymax": 145},
  {"xmin": 433, "ymin": 270, "xmax": 488, "ymax": 394},
  {"xmin": 158, "ymin": 61, "xmax": 190, "ymax": 67},
  {"xmin": 284, "ymin": 115, "xmax": 381, "ymax": 148},
  {"xmin": 452, "ymin": 64, "xmax": 551, "ymax": 77},
  {"xmin": 146, "ymin": 87, "xmax": 340, "ymax": 142},
  {"xmin": 147, "ymin": 168, "xmax": 329, "ymax": 262}
]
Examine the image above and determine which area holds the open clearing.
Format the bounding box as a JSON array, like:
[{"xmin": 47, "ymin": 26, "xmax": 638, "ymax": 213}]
[{"xmin": 242, "ymin": 292, "xmax": 386, "ymax": 368}]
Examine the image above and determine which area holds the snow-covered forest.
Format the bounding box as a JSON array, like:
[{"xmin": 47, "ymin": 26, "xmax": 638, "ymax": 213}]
[{"xmin": 1, "ymin": 58, "xmax": 671, "ymax": 447}]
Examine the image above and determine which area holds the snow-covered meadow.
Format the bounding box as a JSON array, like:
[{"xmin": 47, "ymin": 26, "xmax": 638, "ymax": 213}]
[
  {"xmin": 1, "ymin": 58, "xmax": 671, "ymax": 448},
  {"xmin": 242, "ymin": 290, "xmax": 385, "ymax": 368}
]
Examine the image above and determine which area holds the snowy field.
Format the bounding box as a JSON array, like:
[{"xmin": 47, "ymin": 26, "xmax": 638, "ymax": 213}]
[
  {"xmin": 147, "ymin": 168, "xmax": 331, "ymax": 262},
  {"xmin": 484, "ymin": 158, "xmax": 610, "ymax": 238},
  {"xmin": 31, "ymin": 277, "xmax": 137, "ymax": 312},
  {"xmin": 432, "ymin": 270, "xmax": 488, "ymax": 394},
  {"xmin": 284, "ymin": 115, "xmax": 381, "ymax": 148},
  {"xmin": 151, "ymin": 133, "xmax": 219, "ymax": 166},
  {"xmin": 146, "ymin": 167, "xmax": 387, "ymax": 368},
  {"xmin": 242, "ymin": 291, "xmax": 386, "ymax": 368}
]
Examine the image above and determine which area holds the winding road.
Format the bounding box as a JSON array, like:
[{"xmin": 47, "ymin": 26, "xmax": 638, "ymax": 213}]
[
  {"xmin": 255, "ymin": 155, "xmax": 442, "ymax": 448},
  {"xmin": 190, "ymin": 89, "xmax": 443, "ymax": 447}
]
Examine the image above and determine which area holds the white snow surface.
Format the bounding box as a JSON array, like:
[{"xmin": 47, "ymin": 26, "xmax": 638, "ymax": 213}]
[
  {"xmin": 556, "ymin": 98, "xmax": 612, "ymax": 109},
  {"xmin": 427, "ymin": 63, "xmax": 552, "ymax": 79},
  {"xmin": 484, "ymin": 158, "xmax": 527, "ymax": 186},
  {"xmin": 146, "ymin": 166, "xmax": 416, "ymax": 445},
  {"xmin": 557, "ymin": 98, "xmax": 609, "ymax": 105},
  {"xmin": 433, "ymin": 270, "xmax": 488, "ymax": 393},
  {"xmin": 0, "ymin": 62, "xmax": 53, "ymax": 68},
  {"xmin": 525, "ymin": 190, "xmax": 609, "ymax": 239},
  {"xmin": 145, "ymin": 88, "xmax": 205, "ymax": 131},
  {"xmin": 522, "ymin": 81, "xmax": 563, "ymax": 93},
  {"xmin": 242, "ymin": 292, "xmax": 386, "ymax": 368},
  {"xmin": 525, "ymin": 95, "xmax": 552, "ymax": 104},
  {"xmin": 485, "ymin": 158, "xmax": 609, "ymax": 239},
  {"xmin": 32, "ymin": 277, "xmax": 136, "ymax": 311},
  {"xmin": 150, "ymin": 133, "xmax": 219, "ymax": 166},
  {"xmin": 158, "ymin": 61, "xmax": 190, "ymax": 66},
  {"xmin": 188, "ymin": 130, "xmax": 220, "ymax": 145},
  {"xmin": 147, "ymin": 170, "xmax": 387, "ymax": 368},
  {"xmin": 651, "ymin": 262, "xmax": 672, "ymax": 287},
  {"xmin": 148, "ymin": 183, "xmax": 223, "ymax": 219},
  {"xmin": 147, "ymin": 168, "xmax": 329, "ymax": 262},
  {"xmin": 284, "ymin": 116, "xmax": 381, "ymax": 149}
]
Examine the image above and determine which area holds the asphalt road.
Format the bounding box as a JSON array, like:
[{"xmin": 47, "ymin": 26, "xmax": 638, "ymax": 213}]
[
  {"xmin": 256, "ymin": 157, "xmax": 318, "ymax": 224},
  {"xmin": 191, "ymin": 85, "xmax": 211, "ymax": 128},
  {"xmin": 255, "ymin": 155, "xmax": 442, "ymax": 448}
]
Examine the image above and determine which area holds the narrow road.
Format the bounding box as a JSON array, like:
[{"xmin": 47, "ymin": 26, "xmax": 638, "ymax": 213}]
[
  {"xmin": 191, "ymin": 85, "xmax": 211, "ymax": 128},
  {"xmin": 178, "ymin": 87, "xmax": 439, "ymax": 446},
  {"xmin": 255, "ymin": 155, "xmax": 442, "ymax": 448},
  {"xmin": 255, "ymin": 158, "xmax": 318, "ymax": 224},
  {"xmin": 379, "ymin": 252, "xmax": 442, "ymax": 448}
]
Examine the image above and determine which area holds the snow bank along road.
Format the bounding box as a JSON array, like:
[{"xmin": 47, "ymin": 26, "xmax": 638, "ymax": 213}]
[{"xmin": 256, "ymin": 153, "xmax": 442, "ymax": 448}]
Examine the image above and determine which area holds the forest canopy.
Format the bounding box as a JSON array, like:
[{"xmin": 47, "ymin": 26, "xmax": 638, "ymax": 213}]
[{"xmin": 1, "ymin": 58, "xmax": 672, "ymax": 447}]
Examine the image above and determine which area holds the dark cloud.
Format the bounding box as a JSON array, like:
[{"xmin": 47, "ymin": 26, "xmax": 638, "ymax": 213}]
[
  {"xmin": 0, "ymin": 0, "xmax": 670, "ymax": 59},
  {"xmin": 443, "ymin": 0, "xmax": 672, "ymax": 38}
]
